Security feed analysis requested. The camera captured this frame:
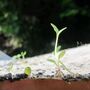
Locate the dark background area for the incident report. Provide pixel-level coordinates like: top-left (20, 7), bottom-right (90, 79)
top-left (0, 0), bottom-right (90, 57)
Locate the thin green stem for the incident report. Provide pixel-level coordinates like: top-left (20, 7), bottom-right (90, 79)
top-left (55, 34), bottom-right (59, 56)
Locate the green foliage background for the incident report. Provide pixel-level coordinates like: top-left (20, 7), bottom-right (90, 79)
top-left (0, 0), bottom-right (90, 56)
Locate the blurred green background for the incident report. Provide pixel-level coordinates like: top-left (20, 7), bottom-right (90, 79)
top-left (0, 0), bottom-right (90, 57)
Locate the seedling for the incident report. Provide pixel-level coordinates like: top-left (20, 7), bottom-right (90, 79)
top-left (48, 23), bottom-right (73, 78)
top-left (7, 51), bottom-right (31, 76)
top-left (24, 67), bottom-right (31, 76)
top-left (13, 51), bottom-right (27, 60)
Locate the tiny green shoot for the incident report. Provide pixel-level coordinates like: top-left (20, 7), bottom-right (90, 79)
top-left (7, 51), bottom-right (31, 76)
top-left (24, 67), bottom-right (31, 76)
top-left (13, 51), bottom-right (27, 60)
top-left (48, 23), bottom-right (73, 77)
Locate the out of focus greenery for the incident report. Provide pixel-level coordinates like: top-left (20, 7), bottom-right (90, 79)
top-left (0, 0), bottom-right (90, 56)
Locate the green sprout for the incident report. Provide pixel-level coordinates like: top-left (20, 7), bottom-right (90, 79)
top-left (24, 67), bottom-right (31, 76)
top-left (13, 51), bottom-right (27, 60)
top-left (48, 23), bottom-right (73, 78)
top-left (7, 51), bottom-right (31, 76)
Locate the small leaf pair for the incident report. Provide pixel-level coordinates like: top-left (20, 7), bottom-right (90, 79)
top-left (13, 51), bottom-right (27, 60)
top-left (51, 23), bottom-right (67, 36)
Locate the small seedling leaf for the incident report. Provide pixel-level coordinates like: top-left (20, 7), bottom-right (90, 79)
top-left (13, 54), bottom-right (22, 60)
top-left (56, 45), bottom-right (61, 52)
top-left (58, 50), bottom-right (65, 59)
top-left (21, 51), bottom-right (27, 59)
top-left (51, 23), bottom-right (59, 34)
top-left (21, 51), bottom-right (26, 56)
top-left (58, 27), bottom-right (67, 36)
top-left (24, 67), bottom-right (31, 76)
top-left (48, 58), bottom-right (57, 65)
